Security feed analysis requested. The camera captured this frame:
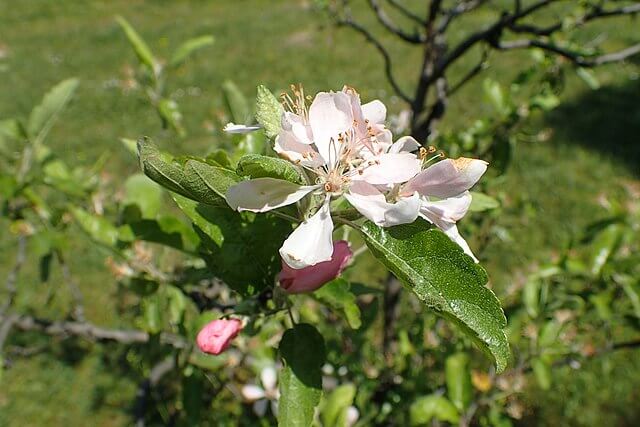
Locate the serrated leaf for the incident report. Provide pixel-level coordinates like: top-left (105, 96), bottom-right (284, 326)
top-left (28, 78), bottom-right (79, 144)
top-left (279, 324), bottom-right (325, 427)
top-left (170, 35), bottom-right (214, 68)
top-left (410, 395), bottom-right (460, 426)
top-left (116, 16), bottom-right (157, 74)
top-left (359, 220), bottom-right (509, 372)
top-left (172, 195), bottom-right (290, 296)
top-left (137, 138), bottom-right (239, 207)
top-left (236, 154), bottom-right (304, 184)
top-left (223, 80), bottom-right (251, 124)
top-left (469, 192), bottom-right (499, 212)
top-left (314, 279), bottom-right (361, 329)
top-left (256, 85), bottom-right (283, 138)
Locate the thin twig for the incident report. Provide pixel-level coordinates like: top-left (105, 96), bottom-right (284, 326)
top-left (1, 236), bottom-right (27, 316)
top-left (336, 16), bottom-right (412, 103)
top-left (386, 0), bottom-right (426, 25)
top-left (368, 0), bottom-right (425, 43)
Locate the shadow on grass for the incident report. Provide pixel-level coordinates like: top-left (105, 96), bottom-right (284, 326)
top-left (545, 78), bottom-right (640, 175)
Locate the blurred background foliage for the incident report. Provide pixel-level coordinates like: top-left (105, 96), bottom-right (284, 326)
top-left (0, 0), bottom-right (639, 426)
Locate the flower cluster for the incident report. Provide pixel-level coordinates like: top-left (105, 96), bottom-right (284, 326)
top-left (226, 85), bottom-right (487, 273)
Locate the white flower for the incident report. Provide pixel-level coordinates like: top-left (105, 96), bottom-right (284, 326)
top-left (399, 157), bottom-right (489, 261)
top-left (241, 366), bottom-right (279, 417)
top-left (226, 86), bottom-right (423, 269)
top-left (223, 122), bottom-right (261, 134)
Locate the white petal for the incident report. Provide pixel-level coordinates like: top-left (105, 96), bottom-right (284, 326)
top-left (357, 153), bottom-right (422, 185)
top-left (420, 191), bottom-right (472, 223)
top-left (260, 366), bottom-right (277, 392)
top-left (389, 136), bottom-right (420, 154)
top-left (403, 158), bottom-right (488, 199)
top-left (308, 92), bottom-right (353, 167)
top-left (253, 399), bottom-right (268, 417)
top-left (226, 178), bottom-right (319, 212)
top-left (279, 199), bottom-right (334, 269)
top-left (362, 100), bottom-right (387, 124)
top-left (281, 112), bottom-right (312, 145)
top-left (345, 181), bottom-right (420, 227)
top-left (223, 122), bottom-right (261, 134)
top-left (419, 211), bottom-right (478, 262)
top-left (346, 406), bottom-right (360, 427)
top-left (274, 131), bottom-right (325, 168)
top-left (241, 385), bottom-right (266, 401)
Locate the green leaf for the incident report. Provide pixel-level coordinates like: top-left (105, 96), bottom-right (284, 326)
top-left (256, 85), bottom-right (283, 138)
top-left (314, 279), bottom-right (362, 329)
top-left (116, 16), bottom-right (157, 74)
top-left (236, 154), bottom-right (304, 184)
top-left (469, 192), bottom-right (499, 212)
top-left (0, 118), bottom-right (27, 142)
top-left (28, 78), bottom-right (79, 144)
top-left (222, 80), bottom-right (251, 124)
top-left (125, 216), bottom-right (200, 253)
top-left (576, 67), bottom-right (600, 90)
top-left (359, 220), bottom-right (510, 372)
top-left (137, 138), bottom-right (239, 207)
top-left (158, 98), bottom-right (185, 137)
top-left (183, 159), bottom-right (240, 204)
top-left (70, 207), bottom-right (120, 247)
top-left (279, 324), bottom-right (325, 427)
top-left (532, 358), bottom-right (552, 390)
top-left (320, 384), bottom-right (356, 427)
top-left (590, 224), bottom-right (623, 276)
top-left (410, 395), bottom-right (460, 426)
top-left (123, 174), bottom-right (162, 219)
top-left (173, 195), bottom-right (290, 296)
top-left (445, 353), bottom-right (473, 411)
top-left (170, 35), bottom-right (214, 68)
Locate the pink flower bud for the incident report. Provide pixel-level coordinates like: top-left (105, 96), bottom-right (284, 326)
top-left (278, 240), bottom-right (353, 294)
top-left (196, 319), bottom-right (242, 355)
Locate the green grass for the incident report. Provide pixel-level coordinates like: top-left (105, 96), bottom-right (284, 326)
top-left (1, 0), bottom-right (639, 425)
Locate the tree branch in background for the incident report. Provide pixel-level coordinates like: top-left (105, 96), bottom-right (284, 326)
top-left (0, 313), bottom-right (189, 349)
top-left (335, 15), bottom-right (411, 102)
top-left (368, 0), bottom-right (425, 43)
top-left (57, 251), bottom-right (86, 322)
top-left (134, 356), bottom-right (176, 427)
top-left (386, 0), bottom-right (426, 25)
top-left (497, 40), bottom-right (640, 67)
top-left (1, 236), bottom-right (27, 316)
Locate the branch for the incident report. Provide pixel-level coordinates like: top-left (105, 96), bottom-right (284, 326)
top-left (134, 356), bottom-right (176, 427)
top-left (368, 0), bottom-right (426, 43)
top-left (437, 0), bottom-right (486, 34)
top-left (497, 39), bottom-right (640, 66)
top-left (1, 236), bottom-right (27, 316)
top-left (509, 3), bottom-right (640, 36)
top-left (1, 313), bottom-right (189, 349)
top-left (336, 16), bottom-right (412, 102)
top-left (386, 0), bottom-right (426, 25)
top-left (449, 48), bottom-right (489, 96)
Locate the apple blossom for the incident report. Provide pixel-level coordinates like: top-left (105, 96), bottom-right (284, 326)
top-left (278, 240), bottom-right (353, 293)
top-left (196, 318), bottom-right (242, 355)
top-left (226, 86), bottom-right (423, 269)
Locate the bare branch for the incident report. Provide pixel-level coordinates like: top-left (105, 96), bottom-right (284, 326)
top-left (336, 16), bottom-right (412, 102)
top-left (368, 0), bottom-right (426, 43)
top-left (497, 39), bottom-right (640, 66)
top-left (1, 236), bottom-right (27, 316)
top-left (449, 49), bottom-right (489, 96)
top-left (386, 0), bottom-right (426, 25)
top-left (437, 0), bottom-right (486, 33)
top-left (134, 356), bottom-right (176, 427)
top-left (509, 3), bottom-right (640, 36)
top-left (1, 313), bottom-right (189, 349)
top-left (57, 251), bottom-right (86, 322)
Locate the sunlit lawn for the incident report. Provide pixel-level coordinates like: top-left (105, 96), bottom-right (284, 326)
top-left (0, 0), bottom-right (638, 425)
